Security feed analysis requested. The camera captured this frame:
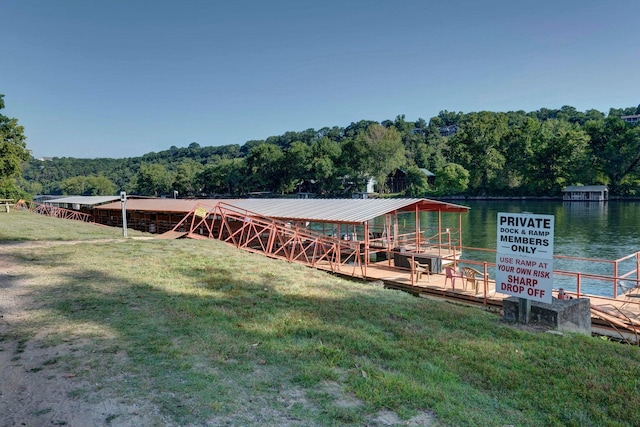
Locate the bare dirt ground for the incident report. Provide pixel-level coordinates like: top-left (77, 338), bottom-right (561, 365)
top-left (0, 241), bottom-right (173, 427)
top-left (0, 240), bottom-right (438, 427)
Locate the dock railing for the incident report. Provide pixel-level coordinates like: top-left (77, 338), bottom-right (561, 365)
top-left (445, 247), bottom-right (640, 307)
top-left (15, 199), bottom-right (93, 222)
top-left (384, 229), bottom-right (460, 256)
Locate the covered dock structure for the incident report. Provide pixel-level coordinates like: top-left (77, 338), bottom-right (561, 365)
top-left (562, 185), bottom-right (609, 201)
top-left (15, 195), bottom-right (124, 222)
top-left (15, 195), bottom-right (640, 342)
top-left (94, 197), bottom-right (470, 278)
top-left (94, 197), bottom-right (640, 342)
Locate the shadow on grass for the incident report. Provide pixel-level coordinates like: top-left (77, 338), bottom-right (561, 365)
top-left (9, 242), bottom-right (640, 427)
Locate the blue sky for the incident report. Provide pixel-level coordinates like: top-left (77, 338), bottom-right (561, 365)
top-left (2, 1), bottom-right (639, 159)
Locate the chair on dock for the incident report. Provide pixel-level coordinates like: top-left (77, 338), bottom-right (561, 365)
top-left (618, 280), bottom-right (640, 311)
top-left (412, 260), bottom-right (430, 282)
top-left (461, 267), bottom-right (483, 293)
top-left (444, 267), bottom-right (461, 290)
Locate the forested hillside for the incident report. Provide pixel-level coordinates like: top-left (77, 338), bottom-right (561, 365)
top-left (21, 105), bottom-right (640, 198)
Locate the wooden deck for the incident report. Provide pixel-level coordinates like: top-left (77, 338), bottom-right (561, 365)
top-left (153, 200), bottom-right (640, 343)
top-left (312, 259), bottom-right (640, 343)
top-left (318, 260), bottom-right (510, 308)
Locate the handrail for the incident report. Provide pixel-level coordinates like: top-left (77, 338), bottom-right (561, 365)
top-left (453, 245), bottom-right (640, 301)
top-left (615, 252), bottom-right (640, 263)
top-left (18, 200), bottom-right (93, 222)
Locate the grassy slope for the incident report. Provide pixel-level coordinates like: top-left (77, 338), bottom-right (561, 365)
top-left (1, 210), bottom-right (639, 426)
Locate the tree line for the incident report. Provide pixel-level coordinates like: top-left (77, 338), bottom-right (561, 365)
top-left (6, 98), bottom-right (640, 199)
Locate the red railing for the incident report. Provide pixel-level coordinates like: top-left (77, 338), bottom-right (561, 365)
top-left (15, 199), bottom-right (93, 222)
top-left (443, 246), bottom-right (640, 306)
top-left (170, 202), bottom-right (367, 277)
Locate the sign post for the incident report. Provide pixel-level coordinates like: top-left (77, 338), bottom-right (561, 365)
top-left (519, 298), bottom-right (531, 324)
top-left (495, 212), bottom-right (554, 323)
top-left (120, 191), bottom-right (128, 238)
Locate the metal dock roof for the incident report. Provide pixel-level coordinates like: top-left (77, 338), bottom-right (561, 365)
top-left (44, 196), bottom-right (122, 206)
top-left (95, 198), bottom-right (469, 224)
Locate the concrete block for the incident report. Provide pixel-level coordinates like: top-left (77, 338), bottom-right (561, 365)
top-left (502, 296), bottom-right (591, 335)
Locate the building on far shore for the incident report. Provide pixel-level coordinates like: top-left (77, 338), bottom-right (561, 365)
top-left (386, 168), bottom-right (435, 194)
top-left (621, 114), bottom-right (640, 125)
top-left (562, 185), bottom-right (608, 201)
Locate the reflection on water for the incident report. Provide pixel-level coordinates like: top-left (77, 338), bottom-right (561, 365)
top-left (422, 200), bottom-right (640, 297)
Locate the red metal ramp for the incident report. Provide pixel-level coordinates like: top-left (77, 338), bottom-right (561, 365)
top-left (169, 202), bottom-right (361, 276)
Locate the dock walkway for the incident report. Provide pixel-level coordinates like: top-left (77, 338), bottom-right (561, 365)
top-left (312, 259), bottom-right (640, 343)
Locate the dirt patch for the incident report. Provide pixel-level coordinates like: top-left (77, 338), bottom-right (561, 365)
top-left (0, 241), bottom-right (173, 427)
top-left (0, 240), bottom-right (438, 426)
top-left (0, 343), bottom-right (168, 426)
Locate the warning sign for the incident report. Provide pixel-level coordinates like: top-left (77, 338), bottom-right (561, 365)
top-left (194, 206), bottom-right (208, 218)
top-left (495, 213), bottom-right (554, 303)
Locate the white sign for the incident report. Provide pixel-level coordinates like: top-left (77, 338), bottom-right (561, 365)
top-left (495, 212), bottom-right (554, 303)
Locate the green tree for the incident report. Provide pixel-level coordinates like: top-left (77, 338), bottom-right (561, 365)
top-left (434, 163), bottom-right (469, 195)
top-left (172, 160), bottom-right (204, 197)
top-left (60, 175), bottom-right (116, 195)
top-left (87, 175), bottom-right (117, 195)
top-left (404, 165), bottom-right (430, 197)
top-left (526, 120), bottom-right (591, 195)
top-left (437, 110), bottom-right (463, 126)
top-left (585, 116), bottom-right (640, 194)
top-left (608, 107), bottom-right (638, 118)
top-left (60, 176), bottom-right (88, 195)
top-left (359, 124), bottom-right (405, 193)
top-left (343, 120), bottom-right (378, 138)
top-left (280, 142), bottom-right (311, 194)
top-left (244, 143), bottom-right (284, 192)
top-left (339, 135), bottom-right (371, 192)
top-left (309, 137), bottom-right (341, 194)
top-left (501, 114), bottom-right (540, 195)
top-left (0, 94), bottom-right (31, 199)
top-left (449, 112), bottom-right (508, 194)
top-left (197, 158), bottom-right (245, 196)
top-left (18, 176), bottom-right (42, 196)
top-left (421, 118), bottom-right (450, 172)
top-left (135, 163), bottom-right (175, 196)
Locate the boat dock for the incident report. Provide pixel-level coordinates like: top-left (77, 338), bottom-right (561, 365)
top-left (313, 258), bottom-right (640, 344)
top-left (18, 196), bottom-right (640, 343)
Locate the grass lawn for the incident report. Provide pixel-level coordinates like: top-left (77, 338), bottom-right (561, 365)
top-left (1, 210), bottom-right (639, 426)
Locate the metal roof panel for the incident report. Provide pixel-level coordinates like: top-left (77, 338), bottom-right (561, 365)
top-left (44, 196), bottom-right (122, 206)
top-left (562, 185), bottom-right (608, 192)
top-left (96, 198), bottom-right (468, 223)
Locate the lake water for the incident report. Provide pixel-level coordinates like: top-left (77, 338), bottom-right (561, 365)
top-left (423, 200), bottom-right (640, 297)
